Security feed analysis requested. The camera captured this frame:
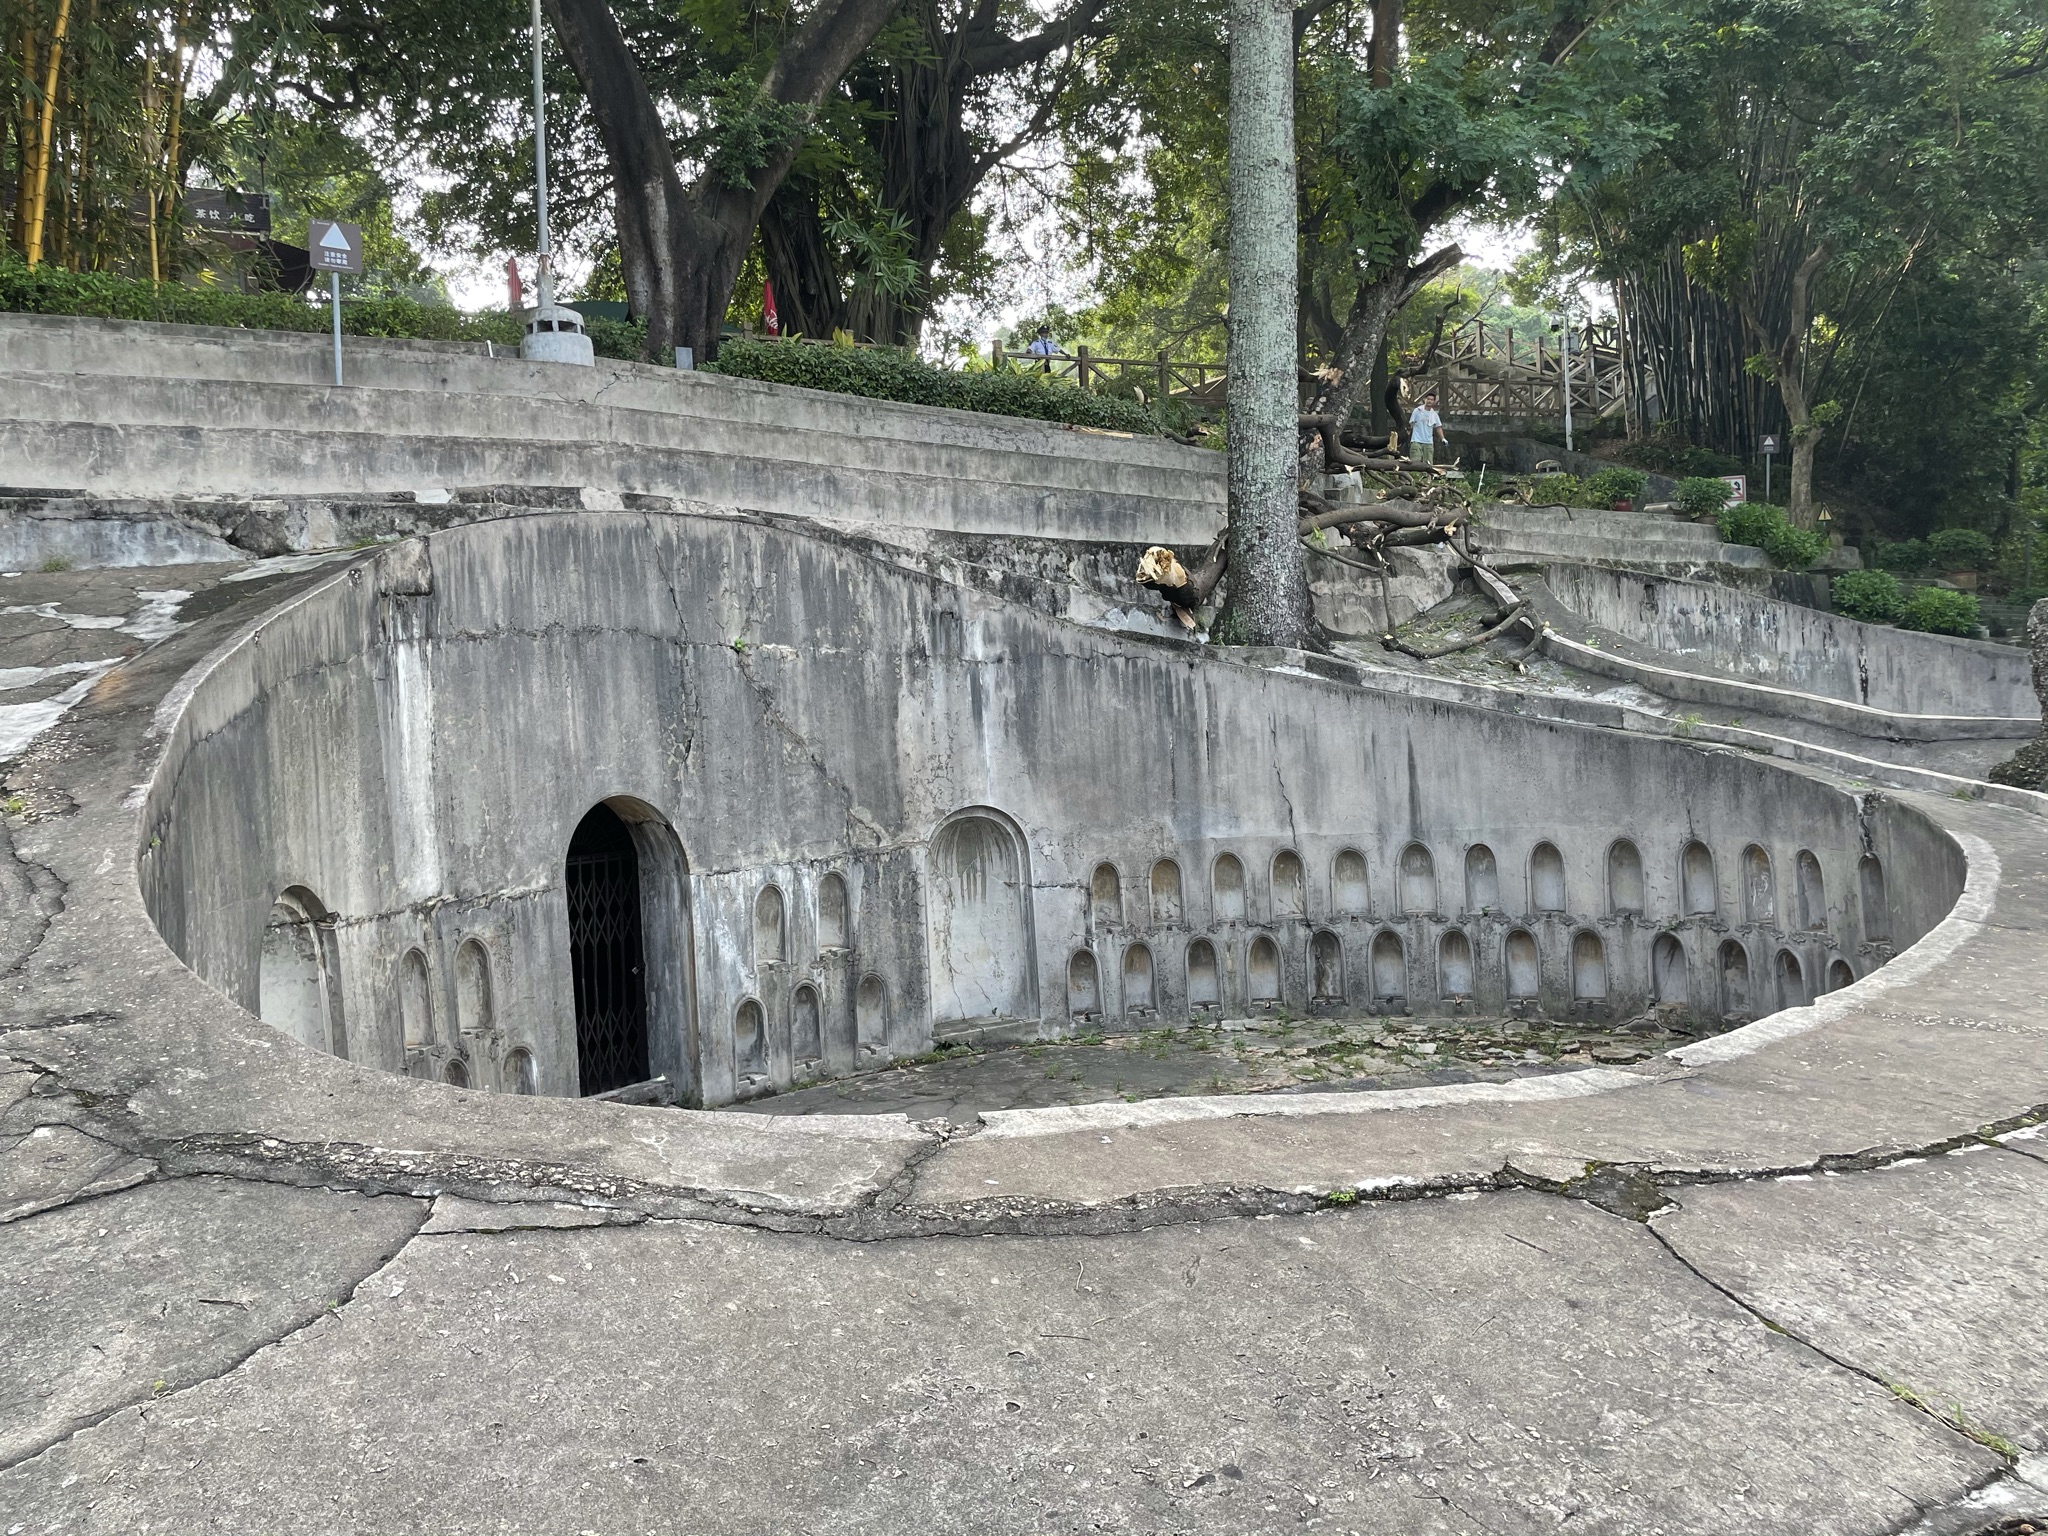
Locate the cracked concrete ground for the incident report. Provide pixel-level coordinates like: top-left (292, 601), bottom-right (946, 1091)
top-left (1, 536), bottom-right (2047, 1533)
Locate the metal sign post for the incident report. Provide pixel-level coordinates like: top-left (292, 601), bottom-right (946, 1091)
top-left (307, 219), bottom-right (364, 386)
top-left (1760, 433), bottom-right (1780, 503)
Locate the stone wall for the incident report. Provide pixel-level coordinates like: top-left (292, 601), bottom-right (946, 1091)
top-left (138, 512), bottom-right (1959, 1107)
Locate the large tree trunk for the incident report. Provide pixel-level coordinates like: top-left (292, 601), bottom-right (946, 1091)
top-left (759, 179), bottom-right (851, 339)
top-left (1215, 0), bottom-right (1313, 649)
top-left (1299, 243), bottom-right (1461, 467)
top-left (545, 0), bottom-right (902, 361)
top-left (1740, 241), bottom-right (1830, 529)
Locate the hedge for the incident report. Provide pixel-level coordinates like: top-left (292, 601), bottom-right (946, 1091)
top-left (0, 257), bottom-right (646, 359)
top-left (1897, 587), bottom-right (1981, 637)
top-left (707, 338), bottom-right (1167, 435)
top-left (1717, 501), bottom-right (1826, 569)
top-left (1830, 569), bottom-right (1907, 625)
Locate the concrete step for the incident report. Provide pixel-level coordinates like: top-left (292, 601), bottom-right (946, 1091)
top-left (1473, 503), bottom-right (1767, 569)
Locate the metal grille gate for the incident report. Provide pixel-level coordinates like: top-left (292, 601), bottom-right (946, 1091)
top-left (566, 808), bottom-right (650, 1095)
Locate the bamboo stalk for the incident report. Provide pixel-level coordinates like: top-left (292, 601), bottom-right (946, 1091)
top-left (23, 0), bottom-right (74, 266)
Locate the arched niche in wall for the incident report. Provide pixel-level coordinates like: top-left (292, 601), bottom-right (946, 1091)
top-left (1332, 850), bottom-right (1369, 916)
top-left (1271, 851), bottom-right (1306, 921)
top-left (1186, 939), bottom-right (1221, 1008)
top-left (1122, 944), bottom-right (1155, 1013)
top-left (1607, 840), bottom-right (1645, 916)
top-left (734, 999), bottom-right (767, 1081)
top-left (1464, 845), bottom-right (1500, 913)
top-left (1068, 951), bottom-right (1100, 1017)
top-left (1091, 863), bottom-right (1124, 927)
top-left (754, 885), bottom-right (786, 964)
top-left (1150, 860), bottom-right (1183, 925)
top-left (1652, 933), bottom-right (1689, 1006)
top-left (1247, 935), bottom-right (1282, 1004)
top-left (1795, 851), bottom-right (1827, 931)
top-left (1397, 843), bottom-right (1437, 916)
top-left (397, 948), bottom-right (434, 1054)
top-left (1741, 846), bottom-right (1775, 926)
top-left (1681, 842), bottom-right (1718, 917)
top-left (1718, 940), bottom-right (1751, 1018)
top-left (258, 886), bottom-right (346, 1059)
top-left (1212, 853), bottom-right (1247, 922)
top-left (793, 984), bottom-right (822, 1065)
top-left (1529, 842), bottom-right (1567, 914)
top-left (1825, 957), bottom-right (1855, 993)
top-left (444, 1057), bottom-right (469, 1088)
top-left (1571, 931), bottom-right (1608, 1000)
top-left (565, 799), bottom-right (696, 1100)
top-left (855, 974), bottom-right (888, 1052)
top-left (454, 938), bottom-right (493, 1040)
top-left (1775, 950), bottom-right (1806, 1011)
top-left (1504, 929), bottom-right (1540, 1001)
top-left (926, 809), bottom-right (1038, 1028)
top-left (1437, 929), bottom-right (1474, 998)
top-left (505, 1047), bottom-right (538, 1095)
top-left (1370, 931), bottom-right (1407, 1000)
top-left (1310, 930), bottom-right (1345, 1001)
top-left (1859, 856), bottom-right (1890, 943)
top-left (818, 872), bottom-right (850, 950)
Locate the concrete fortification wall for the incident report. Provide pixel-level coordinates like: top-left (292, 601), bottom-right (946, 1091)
top-left (139, 512), bottom-right (1957, 1108)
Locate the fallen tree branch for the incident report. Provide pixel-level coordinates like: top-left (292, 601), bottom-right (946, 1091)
top-left (1383, 601), bottom-right (1532, 660)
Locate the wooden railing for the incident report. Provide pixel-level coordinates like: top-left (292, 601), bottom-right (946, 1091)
top-left (989, 341), bottom-right (1226, 400)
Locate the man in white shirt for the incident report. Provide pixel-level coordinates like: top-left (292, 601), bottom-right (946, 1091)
top-left (1026, 324), bottom-right (1058, 372)
top-left (1409, 391), bottom-right (1446, 465)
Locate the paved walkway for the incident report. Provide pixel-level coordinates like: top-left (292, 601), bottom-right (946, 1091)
top-left (1, 556), bottom-right (2045, 1534)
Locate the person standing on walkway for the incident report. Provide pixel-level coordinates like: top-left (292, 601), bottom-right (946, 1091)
top-left (1409, 391), bottom-right (1446, 465)
top-left (1026, 323), bottom-right (1058, 373)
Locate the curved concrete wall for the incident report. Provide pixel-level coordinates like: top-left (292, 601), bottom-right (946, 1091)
top-left (0, 314), bottom-right (1223, 545)
top-left (1546, 563), bottom-right (2036, 721)
top-left (139, 512), bottom-right (1960, 1108)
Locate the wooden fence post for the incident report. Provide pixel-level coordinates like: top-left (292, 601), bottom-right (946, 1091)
top-left (1158, 350), bottom-right (1171, 399)
top-left (1076, 345), bottom-right (1091, 388)
top-left (992, 340), bottom-right (1005, 371)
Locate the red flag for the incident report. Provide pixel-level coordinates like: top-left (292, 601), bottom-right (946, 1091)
top-left (506, 257), bottom-right (524, 309)
top-left (762, 278), bottom-right (780, 337)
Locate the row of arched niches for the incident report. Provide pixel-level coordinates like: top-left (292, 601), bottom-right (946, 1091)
top-left (255, 805), bottom-right (1898, 1106)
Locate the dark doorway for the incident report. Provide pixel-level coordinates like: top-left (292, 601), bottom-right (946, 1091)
top-left (567, 804), bottom-right (651, 1095)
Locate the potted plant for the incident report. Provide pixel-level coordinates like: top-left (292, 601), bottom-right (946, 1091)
top-left (1925, 528), bottom-right (1994, 592)
top-left (1585, 466), bottom-right (1649, 511)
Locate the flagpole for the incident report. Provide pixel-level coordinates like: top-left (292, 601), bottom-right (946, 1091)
top-left (531, 0), bottom-right (552, 311)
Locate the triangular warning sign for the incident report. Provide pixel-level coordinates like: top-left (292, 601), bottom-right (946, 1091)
top-left (318, 223), bottom-right (353, 251)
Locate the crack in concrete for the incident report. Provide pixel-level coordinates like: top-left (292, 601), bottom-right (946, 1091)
top-left (1643, 1158), bottom-right (2035, 1488)
top-left (0, 1179), bottom-right (431, 1475)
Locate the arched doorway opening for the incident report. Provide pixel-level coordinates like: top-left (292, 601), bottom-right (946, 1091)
top-left (258, 886), bottom-right (347, 1058)
top-left (567, 803), bottom-right (651, 1095)
top-left (927, 809), bottom-right (1037, 1030)
top-left (563, 798), bottom-right (697, 1101)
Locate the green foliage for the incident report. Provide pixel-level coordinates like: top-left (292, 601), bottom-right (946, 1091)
top-left (1830, 569), bottom-right (1908, 625)
top-left (1527, 474), bottom-right (1588, 507)
top-left (1616, 429), bottom-right (1742, 481)
top-left (1584, 467), bottom-right (1649, 506)
top-left (1897, 587), bottom-right (1983, 636)
top-left (0, 257), bottom-right (646, 360)
top-left (1874, 538), bottom-right (1930, 573)
top-left (1925, 528), bottom-right (1996, 571)
top-left (708, 341), bottom-right (1169, 435)
top-left (1718, 502), bottom-right (1826, 569)
top-left (1677, 476), bottom-right (1733, 520)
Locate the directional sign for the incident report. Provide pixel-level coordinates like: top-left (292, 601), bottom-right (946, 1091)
top-left (308, 219), bottom-right (364, 275)
top-left (1760, 433), bottom-right (1781, 455)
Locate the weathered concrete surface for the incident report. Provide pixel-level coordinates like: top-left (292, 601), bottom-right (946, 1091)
top-left (0, 1123), bottom-right (152, 1222)
top-left (1655, 1144), bottom-right (2048, 1454)
top-left (1543, 563), bottom-right (2037, 723)
top-left (0, 1193), bottom-right (2003, 1534)
top-left (0, 1175), bottom-right (424, 1468)
top-left (0, 314), bottom-right (1225, 545)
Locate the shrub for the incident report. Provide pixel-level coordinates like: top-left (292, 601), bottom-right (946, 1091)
top-left (1717, 501), bottom-right (1825, 569)
top-left (1617, 426), bottom-right (1741, 479)
top-left (1873, 538), bottom-right (1929, 573)
top-left (1898, 587), bottom-right (1982, 637)
top-left (708, 338), bottom-right (1166, 434)
top-left (1830, 569), bottom-right (1907, 625)
top-left (0, 254), bottom-right (648, 359)
top-left (1525, 473), bottom-right (1587, 506)
top-left (1584, 465), bottom-right (1649, 506)
top-left (1676, 476), bottom-right (1732, 520)
top-left (1925, 527), bottom-right (1995, 572)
